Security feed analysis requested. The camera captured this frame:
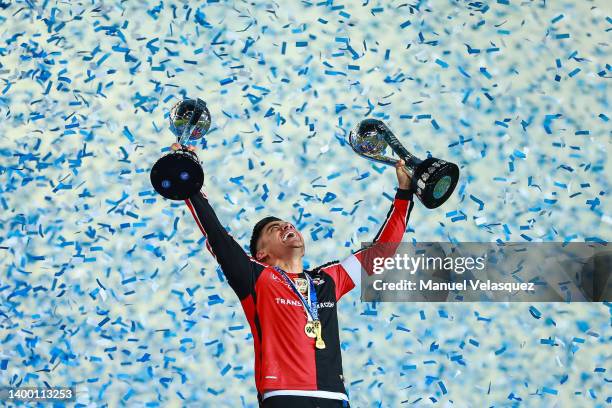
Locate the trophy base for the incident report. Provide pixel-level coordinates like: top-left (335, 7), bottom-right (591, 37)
top-left (150, 149), bottom-right (204, 200)
top-left (413, 157), bottom-right (459, 209)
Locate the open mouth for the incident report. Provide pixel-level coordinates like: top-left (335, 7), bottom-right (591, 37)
top-left (281, 230), bottom-right (297, 242)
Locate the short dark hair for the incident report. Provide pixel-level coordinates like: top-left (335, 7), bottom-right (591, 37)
top-left (249, 216), bottom-right (281, 258)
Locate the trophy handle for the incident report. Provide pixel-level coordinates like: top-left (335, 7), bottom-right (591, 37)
top-left (377, 123), bottom-right (422, 174)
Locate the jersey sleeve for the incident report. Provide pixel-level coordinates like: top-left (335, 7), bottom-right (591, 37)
top-left (185, 190), bottom-right (264, 300)
top-left (338, 188), bottom-right (415, 290)
top-left (315, 262), bottom-right (356, 301)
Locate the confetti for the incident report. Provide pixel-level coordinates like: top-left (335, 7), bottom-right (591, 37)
top-left (0, 1), bottom-right (608, 407)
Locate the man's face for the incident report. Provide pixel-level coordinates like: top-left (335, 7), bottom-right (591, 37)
top-left (256, 220), bottom-right (305, 261)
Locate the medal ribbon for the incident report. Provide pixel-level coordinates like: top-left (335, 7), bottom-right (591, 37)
top-left (274, 267), bottom-right (318, 322)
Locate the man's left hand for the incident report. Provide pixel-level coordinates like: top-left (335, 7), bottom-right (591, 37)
top-left (395, 159), bottom-right (412, 190)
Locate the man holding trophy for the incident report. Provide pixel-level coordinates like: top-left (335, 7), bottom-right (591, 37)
top-left (151, 99), bottom-right (458, 407)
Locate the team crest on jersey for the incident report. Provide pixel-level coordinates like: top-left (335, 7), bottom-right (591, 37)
top-left (312, 277), bottom-right (325, 286)
top-left (293, 278), bottom-right (308, 295)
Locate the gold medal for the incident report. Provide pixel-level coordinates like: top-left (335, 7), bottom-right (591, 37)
top-left (304, 321), bottom-right (317, 338)
top-left (313, 320), bottom-right (326, 349)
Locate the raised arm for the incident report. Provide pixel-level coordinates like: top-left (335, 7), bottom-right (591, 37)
top-left (185, 190), bottom-right (264, 299)
top-left (331, 189), bottom-right (414, 296)
top-left (318, 160), bottom-right (415, 300)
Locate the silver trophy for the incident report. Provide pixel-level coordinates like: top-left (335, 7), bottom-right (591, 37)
top-left (349, 119), bottom-right (459, 209)
top-left (150, 98), bottom-right (211, 200)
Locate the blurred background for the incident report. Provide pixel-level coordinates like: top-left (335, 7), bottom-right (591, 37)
top-left (0, 0), bottom-right (610, 406)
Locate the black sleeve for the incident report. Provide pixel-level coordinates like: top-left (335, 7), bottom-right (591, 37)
top-left (185, 190), bottom-right (263, 299)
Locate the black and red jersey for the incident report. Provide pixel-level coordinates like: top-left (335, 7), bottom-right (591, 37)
top-left (185, 189), bottom-right (413, 402)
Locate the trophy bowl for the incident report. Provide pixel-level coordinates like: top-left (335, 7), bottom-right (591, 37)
top-left (169, 99), bottom-right (211, 140)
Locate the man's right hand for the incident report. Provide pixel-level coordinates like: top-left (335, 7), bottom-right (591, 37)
top-left (395, 159), bottom-right (412, 190)
top-left (171, 143), bottom-right (196, 152)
